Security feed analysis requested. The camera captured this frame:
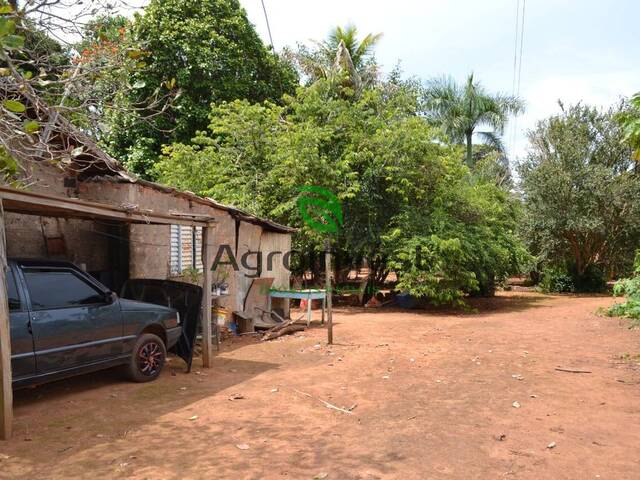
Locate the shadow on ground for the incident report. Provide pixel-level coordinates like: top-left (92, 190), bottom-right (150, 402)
top-left (331, 292), bottom-right (551, 318)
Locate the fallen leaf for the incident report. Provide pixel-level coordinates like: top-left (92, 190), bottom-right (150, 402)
top-left (228, 393), bottom-right (245, 401)
top-left (512, 401), bottom-right (521, 408)
top-left (189, 415), bottom-right (198, 421)
top-left (313, 473), bottom-right (329, 479)
top-left (270, 388), bottom-right (279, 393)
top-left (547, 442), bottom-right (556, 449)
top-left (236, 443), bottom-right (250, 450)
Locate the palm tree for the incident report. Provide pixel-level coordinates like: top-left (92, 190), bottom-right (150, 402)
top-left (423, 74), bottom-right (524, 167)
top-left (320, 25), bottom-right (382, 72)
top-left (296, 24), bottom-right (382, 91)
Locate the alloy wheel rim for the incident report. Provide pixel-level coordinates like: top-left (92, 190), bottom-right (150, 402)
top-left (138, 341), bottom-right (163, 376)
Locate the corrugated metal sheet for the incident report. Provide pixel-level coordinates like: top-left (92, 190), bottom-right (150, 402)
top-left (260, 231), bottom-right (291, 290)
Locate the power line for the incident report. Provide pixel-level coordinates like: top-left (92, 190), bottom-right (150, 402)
top-left (260, 0), bottom-right (275, 51)
top-left (516, 0), bottom-right (527, 96)
top-left (510, 0), bottom-right (527, 157)
top-left (511, 0), bottom-right (520, 95)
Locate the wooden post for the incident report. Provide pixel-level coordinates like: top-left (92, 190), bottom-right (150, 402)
top-left (324, 239), bottom-right (333, 345)
top-left (201, 224), bottom-right (213, 368)
top-left (0, 200), bottom-right (12, 439)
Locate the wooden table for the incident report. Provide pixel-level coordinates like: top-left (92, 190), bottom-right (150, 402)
top-left (268, 289), bottom-right (327, 326)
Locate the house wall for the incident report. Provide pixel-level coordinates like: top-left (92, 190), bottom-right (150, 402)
top-left (78, 179), bottom-right (291, 318)
top-left (2, 212), bottom-right (127, 289)
top-left (8, 163), bottom-right (291, 320)
top-left (260, 231), bottom-right (292, 290)
top-left (4, 213), bottom-right (110, 270)
top-left (260, 231), bottom-right (292, 318)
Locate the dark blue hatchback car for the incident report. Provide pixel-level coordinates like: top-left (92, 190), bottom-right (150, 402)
top-left (7, 258), bottom-right (181, 387)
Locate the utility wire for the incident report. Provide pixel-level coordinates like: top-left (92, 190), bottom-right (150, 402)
top-left (260, 0), bottom-right (275, 51)
top-left (516, 0), bottom-right (527, 97)
top-left (510, 0), bottom-right (526, 157)
top-left (511, 0), bottom-right (520, 95)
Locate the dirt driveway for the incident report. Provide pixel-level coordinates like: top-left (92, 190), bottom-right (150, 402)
top-left (1, 291), bottom-right (639, 479)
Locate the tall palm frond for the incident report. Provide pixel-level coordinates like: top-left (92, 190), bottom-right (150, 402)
top-left (424, 73), bottom-right (524, 166)
top-left (298, 24), bottom-right (382, 91)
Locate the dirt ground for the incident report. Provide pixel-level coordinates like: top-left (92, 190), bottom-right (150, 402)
top-left (1, 291), bottom-right (640, 479)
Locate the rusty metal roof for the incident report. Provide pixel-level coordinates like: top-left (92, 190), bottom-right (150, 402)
top-left (84, 175), bottom-right (296, 234)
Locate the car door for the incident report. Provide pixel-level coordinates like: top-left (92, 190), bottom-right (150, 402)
top-left (8, 264), bottom-right (35, 380)
top-left (22, 266), bottom-right (124, 373)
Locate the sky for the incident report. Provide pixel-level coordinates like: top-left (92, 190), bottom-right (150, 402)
top-left (240, 0), bottom-right (639, 161)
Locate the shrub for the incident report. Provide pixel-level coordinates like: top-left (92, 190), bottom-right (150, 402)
top-left (539, 267), bottom-right (574, 293)
top-left (571, 264), bottom-right (607, 293)
top-left (607, 252), bottom-right (640, 322)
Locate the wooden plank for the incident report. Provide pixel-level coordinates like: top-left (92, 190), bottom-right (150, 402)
top-left (201, 225), bottom-right (213, 368)
top-left (260, 231), bottom-right (291, 318)
top-left (241, 277), bottom-right (274, 328)
top-left (0, 200), bottom-right (12, 439)
top-left (325, 240), bottom-right (333, 345)
top-left (0, 186), bottom-right (213, 226)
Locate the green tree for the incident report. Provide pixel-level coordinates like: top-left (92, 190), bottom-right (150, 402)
top-left (105, 0), bottom-right (298, 177)
top-left (0, 2), bottom-right (168, 175)
top-left (156, 78), bottom-right (525, 303)
top-left (423, 73), bottom-right (524, 167)
top-left (617, 92), bottom-right (640, 163)
top-left (292, 24), bottom-right (382, 92)
top-left (519, 102), bottom-right (640, 289)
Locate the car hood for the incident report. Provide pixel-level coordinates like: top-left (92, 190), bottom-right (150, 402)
top-left (118, 298), bottom-right (176, 314)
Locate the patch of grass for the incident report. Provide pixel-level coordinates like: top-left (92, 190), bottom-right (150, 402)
top-left (617, 353), bottom-right (640, 363)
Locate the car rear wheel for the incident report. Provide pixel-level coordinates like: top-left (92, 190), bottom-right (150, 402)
top-left (128, 333), bottom-right (166, 382)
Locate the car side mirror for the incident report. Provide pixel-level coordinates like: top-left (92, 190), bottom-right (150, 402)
top-left (105, 291), bottom-right (118, 304)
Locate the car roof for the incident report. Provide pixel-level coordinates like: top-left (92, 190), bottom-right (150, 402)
top-left (9, 258), bottom-right (82, 270)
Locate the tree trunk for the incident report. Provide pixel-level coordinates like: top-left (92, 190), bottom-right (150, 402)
top-left (465, 130), bottom-right (473, 167)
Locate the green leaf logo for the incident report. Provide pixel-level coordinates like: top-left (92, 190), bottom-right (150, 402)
top-left (297, 186), bottom-right (343, 234)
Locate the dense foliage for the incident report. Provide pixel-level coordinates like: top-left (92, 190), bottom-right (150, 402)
top-left (8, 2), bottom-right (640, 309)
top-left (607, 252), bottom-right (640, 322)
top-left (290, 24), bottom-right (382, 90)
top-left (155, 78), bottom-right (525, 304)
top-left (100, 0), bottom-right (298, 176)
top-left (617, 92), bottom-right (640, 161)
top-left (519, 103), bottom-right (640, 291)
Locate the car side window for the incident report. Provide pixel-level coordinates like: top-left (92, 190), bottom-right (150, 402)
top-left (23, 269), bottom-right (105, 310)
top-left (6, 269), bottom-right (21, 311)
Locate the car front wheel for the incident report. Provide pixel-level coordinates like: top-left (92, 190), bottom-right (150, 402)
top-left (128, 333), bottom-right (167, 382)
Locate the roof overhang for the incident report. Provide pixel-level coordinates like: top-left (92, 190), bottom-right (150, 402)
top-left (0, 186), bottom-right (215, 227)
